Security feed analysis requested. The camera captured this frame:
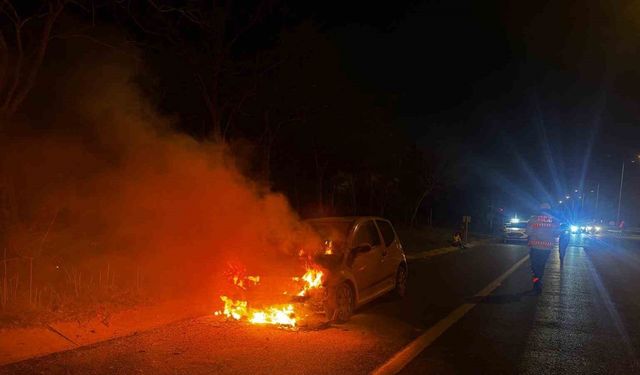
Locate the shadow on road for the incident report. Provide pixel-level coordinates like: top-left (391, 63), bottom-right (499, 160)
top-left (467, 290), bottom-right (534, 304)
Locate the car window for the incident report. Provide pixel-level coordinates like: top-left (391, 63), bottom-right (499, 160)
top-left (353, 220), bottom-right (381, 247)
top-left (376, 220), bottom-right (395, 246)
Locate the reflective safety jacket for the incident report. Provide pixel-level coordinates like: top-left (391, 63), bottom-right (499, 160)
top-left (527, 213), bottom-right (560, 250)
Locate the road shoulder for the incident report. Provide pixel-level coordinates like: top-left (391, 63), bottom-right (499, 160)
top-left (0, 299), bottom-right (207, 366)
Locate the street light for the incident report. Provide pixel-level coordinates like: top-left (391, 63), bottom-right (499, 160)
top-left (616, 155), bottom-right (638, 223)
top-left (617, 161), bottom-right (625, 223)
top-left (594, 183), bottom-right (600, 219)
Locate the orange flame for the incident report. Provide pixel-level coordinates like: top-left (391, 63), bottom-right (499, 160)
top-left (216, 296), bottom-right (296, 327)
top-left (296, 267), bottom-right (324, 297)
top-left (214, 263), bottom-right (325, 328)
top-left (323, 240), bottom-right (334, 255)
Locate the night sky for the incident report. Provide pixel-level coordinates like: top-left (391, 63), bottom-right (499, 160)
top-left (306, 0), bottom-right (640, 220)
top-left (5, 0), bottom-right (638, 224)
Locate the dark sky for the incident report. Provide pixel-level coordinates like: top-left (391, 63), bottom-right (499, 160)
top-left (306, 0), bottom-right (640, 219)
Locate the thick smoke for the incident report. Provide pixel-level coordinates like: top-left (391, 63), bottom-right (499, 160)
top-left (0, 43), bottom-right (319, 306)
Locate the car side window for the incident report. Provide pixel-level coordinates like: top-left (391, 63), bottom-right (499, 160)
top-left (353, 220), bottom-right (381, 247)
top-left (376, 220), bottom-right (395, 247)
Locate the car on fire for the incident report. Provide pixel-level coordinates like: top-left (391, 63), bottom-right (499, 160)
top-left (304, 216), bottom-right (407, 323)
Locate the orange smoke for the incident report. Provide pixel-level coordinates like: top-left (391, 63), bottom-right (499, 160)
top-left (0, 44), bottom-right (323, 304)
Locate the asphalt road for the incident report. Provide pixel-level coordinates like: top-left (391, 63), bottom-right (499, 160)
top-left (3, 235), bottom-right (640, 374)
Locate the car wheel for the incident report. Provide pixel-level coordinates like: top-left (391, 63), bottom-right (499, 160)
top-left (326, 283), bottom-right (354, 323)
top-left (394, 265), bottom-right (408, 298)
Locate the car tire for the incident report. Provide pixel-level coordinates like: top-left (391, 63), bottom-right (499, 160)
top-left (394, 265), bottom-right (408, 298)
top-left (326, 283), bottom-right (354, 323)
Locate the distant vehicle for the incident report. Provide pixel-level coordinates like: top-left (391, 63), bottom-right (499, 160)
top-left (568, 221), bottom-right (602, 235)
top-left (305, 216), bottom-right (407, 322)
top-left (503, 218), bottom-right (529, 243)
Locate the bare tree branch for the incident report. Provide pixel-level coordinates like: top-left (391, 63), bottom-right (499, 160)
top-left (0, 31), bottom-right (8, 95)
top-left (226, 0), bottom-right (271, 50)
top-left (1, 19), bottom-right (24, 112)
top-left (0, 0), bottom-right (19, 25)
top-left (7, 0), bottom-right (64, 114)
top-left (50, 33), bottom-right (142, 61)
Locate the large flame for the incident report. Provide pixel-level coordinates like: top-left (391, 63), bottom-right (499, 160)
top-left (296, 267), bottom-right (324, 297)
top-left (214, 263), bottom-right (325, 328)
top-left (216, 296), bottom-right (297, 327)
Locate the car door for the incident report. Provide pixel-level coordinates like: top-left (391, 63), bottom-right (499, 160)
top-left (375, 219), bottom-right (401, 279)
top-left (348, 220), bottom-right (384, 297)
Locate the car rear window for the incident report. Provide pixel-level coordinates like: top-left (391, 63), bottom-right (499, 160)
top-left (353, 220), bottom-right (381, 247)
top-left (376, 220), bottom-right (396, 246)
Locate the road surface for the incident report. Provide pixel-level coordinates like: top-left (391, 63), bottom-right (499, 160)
top-left (2, 234), bottom-right (640, 374)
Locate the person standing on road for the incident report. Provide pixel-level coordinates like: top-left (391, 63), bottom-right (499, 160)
top-left (559, 224), bottom-right (569, 266)
top-left (527, 202), bottom-right (561, 293)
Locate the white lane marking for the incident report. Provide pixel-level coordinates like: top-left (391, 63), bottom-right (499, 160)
top-left (371, 255), bottom-right (529, 375)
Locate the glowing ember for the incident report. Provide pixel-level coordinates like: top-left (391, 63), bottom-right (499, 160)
top-left (324, 240), bottom-right (334, 255)
top-left (225, 263), bottom-right (260, 290)
top-left (231, 275), bottom-right (260, 290)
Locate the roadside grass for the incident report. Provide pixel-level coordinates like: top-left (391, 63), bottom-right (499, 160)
top-left (0, 290), bottom-right (149, 329)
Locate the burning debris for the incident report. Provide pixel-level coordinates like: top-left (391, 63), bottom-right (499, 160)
top-left (224, 263), bottom-right (261, 290)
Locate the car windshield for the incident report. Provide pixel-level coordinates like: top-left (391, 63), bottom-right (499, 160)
top-left (306, 220), bottom-right (353, 256)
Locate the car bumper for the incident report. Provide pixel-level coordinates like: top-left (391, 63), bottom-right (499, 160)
top-left (503, 234), bottom-right (528, 241)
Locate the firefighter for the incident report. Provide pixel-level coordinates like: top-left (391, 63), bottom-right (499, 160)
top-left (526, 202), bottom-right (561, 294)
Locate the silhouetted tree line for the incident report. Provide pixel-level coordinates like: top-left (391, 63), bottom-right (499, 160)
top-left (0, 0), bottom-right (450, 225)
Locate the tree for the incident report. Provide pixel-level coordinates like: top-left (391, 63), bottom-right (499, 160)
top-left (0, 0), bottom-right (65, 119)
top-left (117, 0), bottom-right (280, 141)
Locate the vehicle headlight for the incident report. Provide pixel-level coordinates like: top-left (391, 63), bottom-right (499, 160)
top-left (595, 226), bottom-right (601, 232)
top-left (580, 226), bottom-right (586, 231)
top-left (586, 226), bottom-right (593, 231)
top-left (570, 225), bottom-right (579, 233)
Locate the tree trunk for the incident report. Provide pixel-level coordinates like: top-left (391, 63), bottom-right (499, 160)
top-left (1, 2), bottom-right (64, 117)
top-left (314, 150), bottom-right (326, 215)
top-left (7, 3), bottom-right (63, 115)
top-left (410, 187), bottom-right (432, 228)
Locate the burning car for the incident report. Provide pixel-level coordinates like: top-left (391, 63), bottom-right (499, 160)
top-left (305, 216), bottom-right (408, 322)
top-left (214, 216), bottom-right (407, 327)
